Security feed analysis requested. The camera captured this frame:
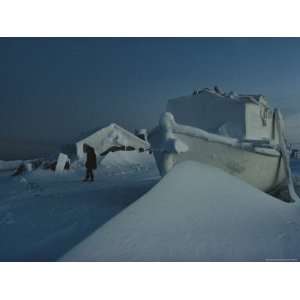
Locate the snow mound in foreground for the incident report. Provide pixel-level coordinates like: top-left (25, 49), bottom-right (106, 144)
top-left (61, 161), bottom-right (300, 261)
top-left (99, 151), bottom-right (157, 174)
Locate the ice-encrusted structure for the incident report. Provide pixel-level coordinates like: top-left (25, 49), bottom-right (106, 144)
top-left (166, 88), bottom-right (279, 143)
top-left (160, 112), bottom-right (239, 148)
top-left (76, 123), bottom-right (149, 160)
top-left (149, 87), bottom-right (299, 201)
top-left (274, 109), bottom-right (300, 202)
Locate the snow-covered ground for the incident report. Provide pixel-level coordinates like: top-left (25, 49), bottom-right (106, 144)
top-left (2, 151), bottom-right (300, 261)
top-left (0, 151), bottom-right (160, 261)
top-left (0, 160), bottom-right (24, 171)
top-left (62, 160), bottom-right (300, 262)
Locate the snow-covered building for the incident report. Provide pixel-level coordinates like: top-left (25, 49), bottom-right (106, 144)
top-left (76, 123), bottom-right (150, 161)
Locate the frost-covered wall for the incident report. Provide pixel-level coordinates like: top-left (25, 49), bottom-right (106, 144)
top-left (166, 91), bottom-right (246, 139)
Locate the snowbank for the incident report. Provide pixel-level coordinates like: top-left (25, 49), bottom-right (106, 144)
top-left (99, 151), bottom-right (158, 175)
top-left (61, 160), bottom-right (300, 261)
top-left (0, 158), bottom-right (159, 261)
top-left (0, 160), bottom-right (23, 171)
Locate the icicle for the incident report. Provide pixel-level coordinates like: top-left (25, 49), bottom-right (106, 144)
top-left (274, 108), bottom-right (300, 202)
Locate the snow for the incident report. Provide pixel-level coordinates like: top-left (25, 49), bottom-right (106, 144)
top-left (218, 121), bottom-right (243, 139)
top-left (55, 153), bottom-right (69, 173)
top-left (2, 144), bottom-right (300, 261)
top-left (227, 91), bottom-right (239, 99)
top-left (100, 151), bottom-right (157, 175)
top-left (76, 123), bottom-right (149, 160)
top-left (167, 89), bottom-right (278, 143)
top-left (253, 147), bottom-right (280, 156)
top-left (167, 92), bottom-right (246, 140)
top-left (61, 160), bottom-right (300, 262)
top-left (0, 160), bottom-right (23, 171)
top-left (161, 112), bottom-right (240, 147)
top-left (0, 151), bottom-right (160, 261)
top-left (274, 108), bottom-right (300, 202)
top-left (158, 113), bottom-right (284, 162)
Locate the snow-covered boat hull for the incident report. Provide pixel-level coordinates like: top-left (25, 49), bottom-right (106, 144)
top-left (149, 113), bottom-right (287, 193)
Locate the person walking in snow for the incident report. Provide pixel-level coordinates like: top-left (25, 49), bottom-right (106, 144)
top-left (83, 143), bottom-right (97, 182)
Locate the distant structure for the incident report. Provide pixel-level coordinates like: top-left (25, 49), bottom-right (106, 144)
top-left (76, 123), bottom-right (149, 161)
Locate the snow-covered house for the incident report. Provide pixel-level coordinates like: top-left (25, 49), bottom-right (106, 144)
top-left (76, 123), bottom-right (150, 161)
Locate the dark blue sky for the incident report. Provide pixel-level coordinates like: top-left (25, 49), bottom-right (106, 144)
top-left (1, 38), bottom-right (300, 150)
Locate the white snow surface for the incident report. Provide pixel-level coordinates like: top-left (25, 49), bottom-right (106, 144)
top-left (275, 109), bottom-right (300, 202)
top-left (62, 160), bottom-right (300, 262)
top-left (159, 112), bottom-right (281, 158)
top-left (0, 160), bottom-right (23, 171)
top-left (100, 151), bottom-right (157, 175)
top-left (76, 123), bottom-right (149, 160)
top-left (2, 148), bottom-right (300, 261)
top-left (166, 91), bottom-right (246, 139)
top-left (0, 151), bottom-right (160, 261)
top-left (161, 112), bottom-right (240, 147)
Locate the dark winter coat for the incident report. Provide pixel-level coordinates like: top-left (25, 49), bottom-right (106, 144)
top-left (85, 146), bottom-right (97, 170)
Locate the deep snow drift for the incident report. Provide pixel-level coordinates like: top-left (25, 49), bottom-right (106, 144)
top-left (62, 160), bottom-right (300, 261)
top-left (2, 149), bottom-right (300, 261)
